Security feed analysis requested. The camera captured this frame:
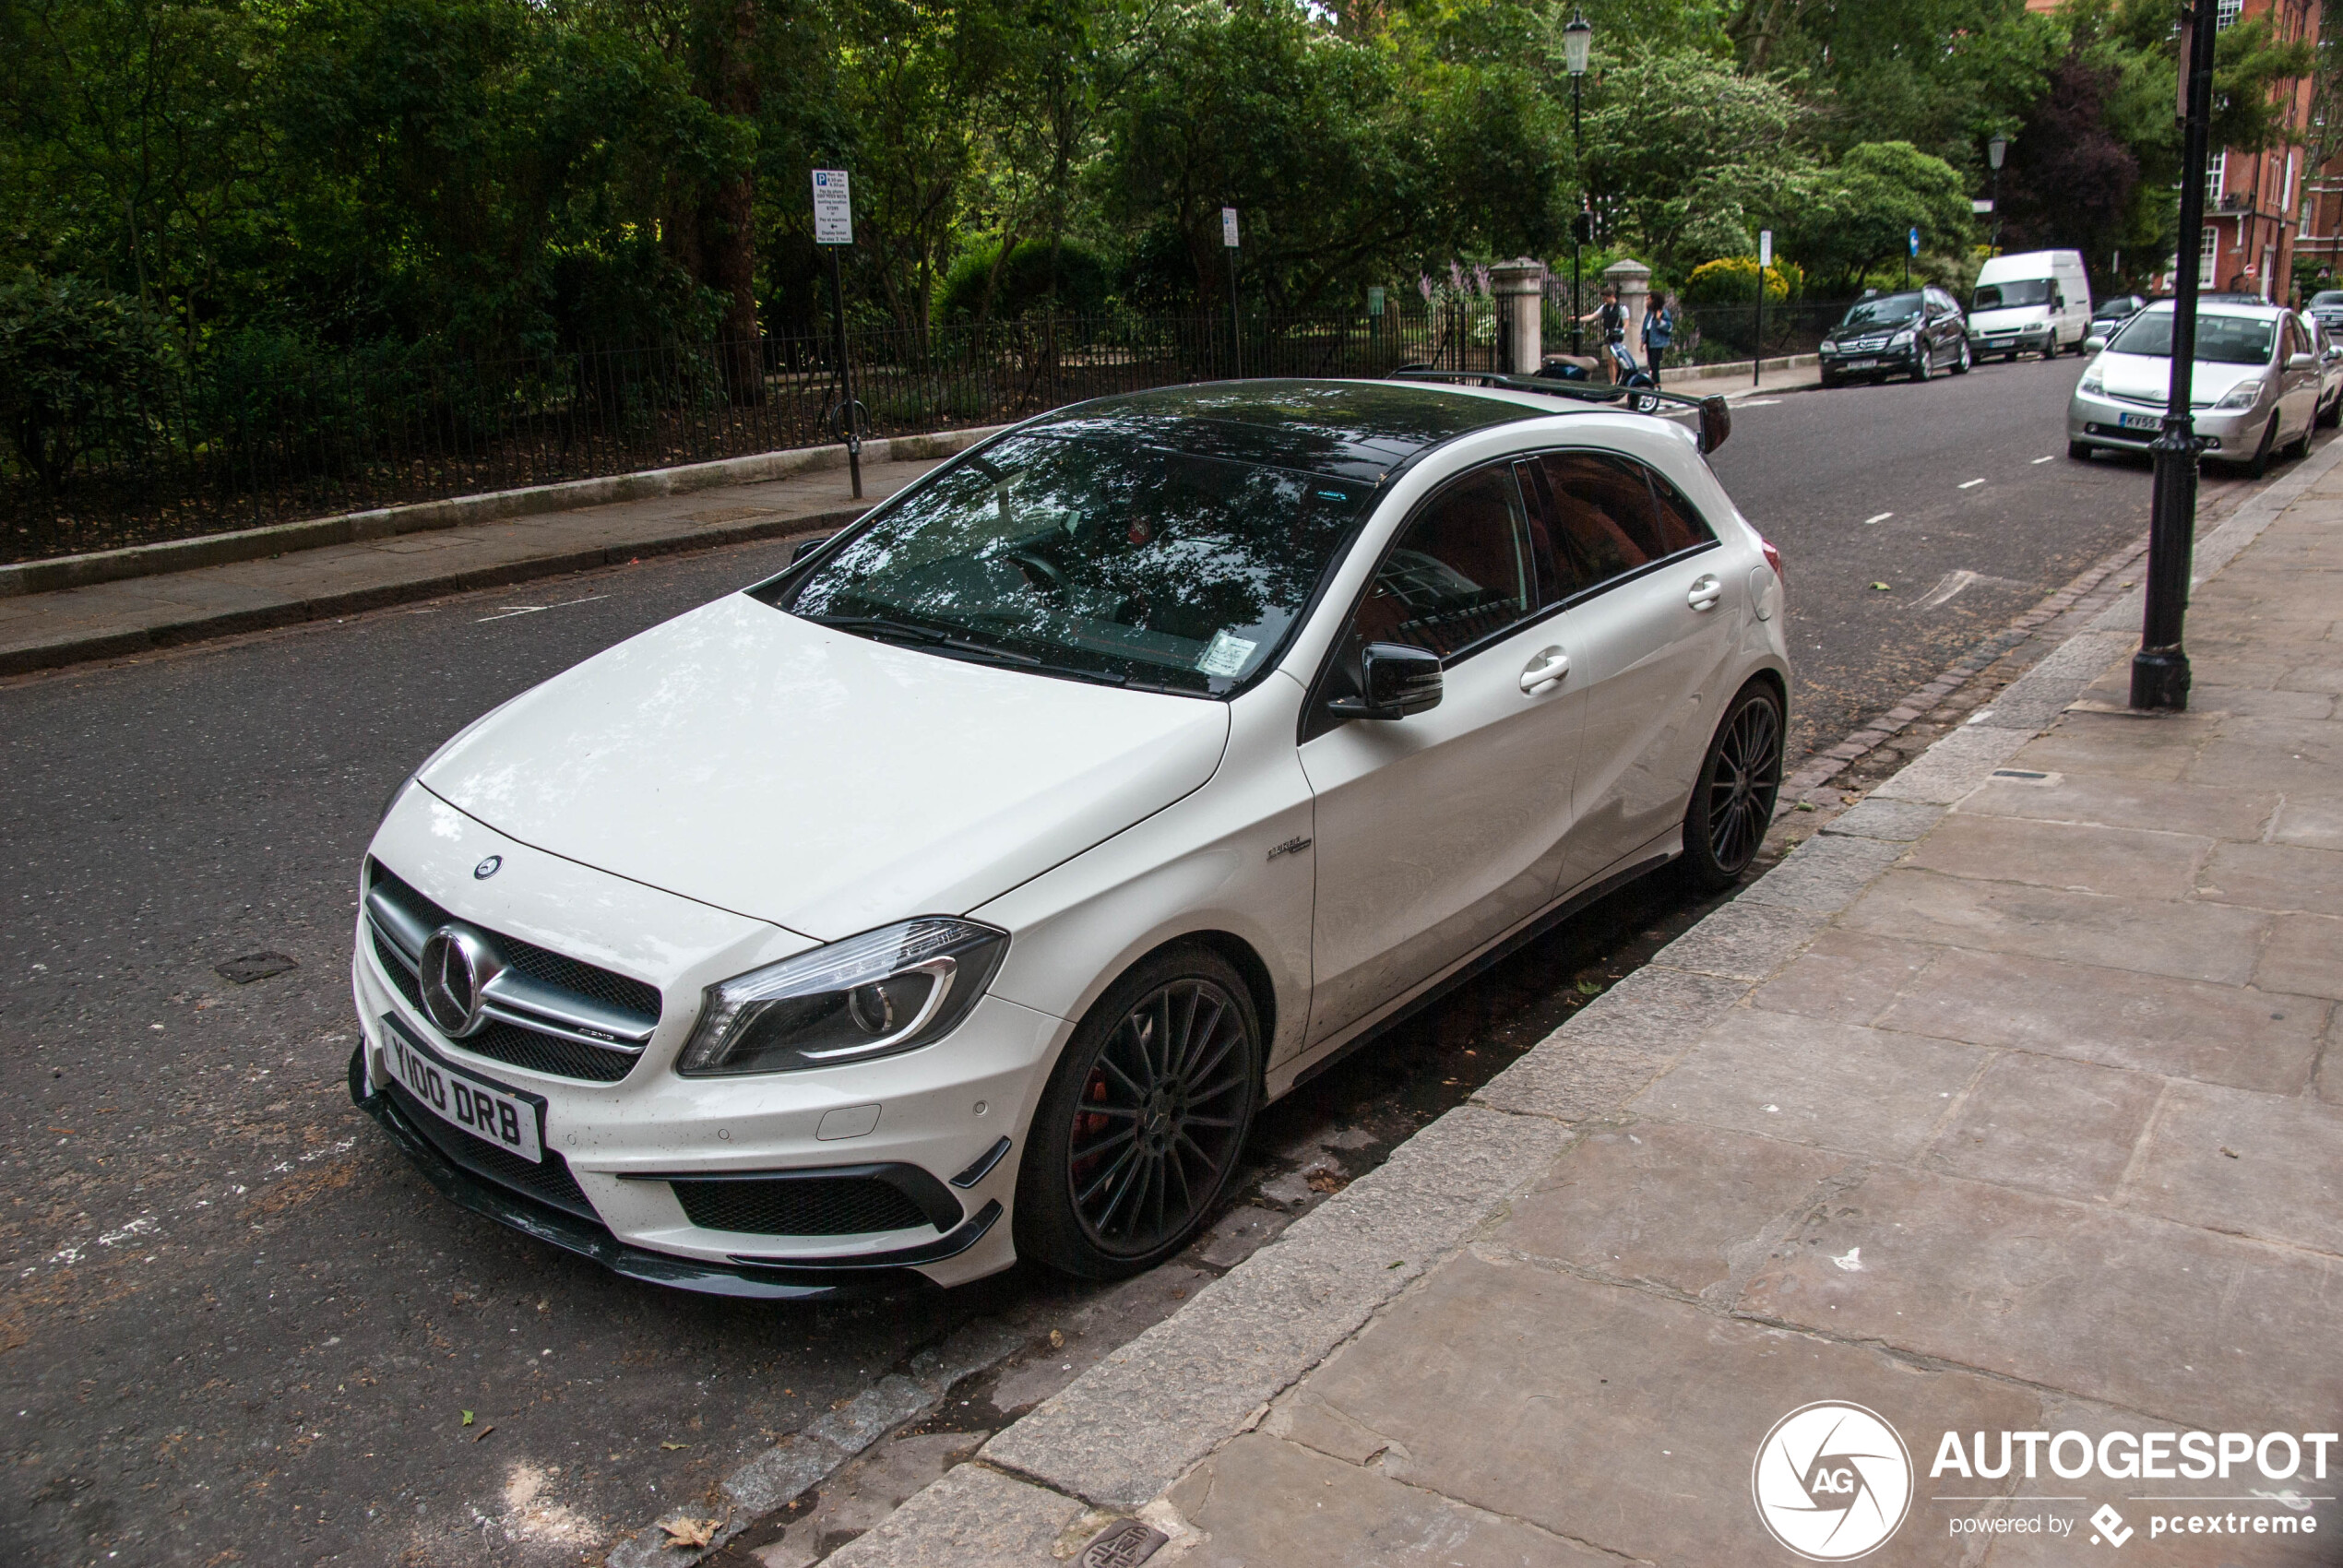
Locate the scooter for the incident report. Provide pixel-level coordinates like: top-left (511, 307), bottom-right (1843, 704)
top-left (1538, 347), bottom-right (1660, 412)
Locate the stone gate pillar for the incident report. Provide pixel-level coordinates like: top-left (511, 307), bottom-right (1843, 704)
top-left (1489, 257), bottom-right (1549, 374)
top-left (1603, 258), bottom-right (1653, 362)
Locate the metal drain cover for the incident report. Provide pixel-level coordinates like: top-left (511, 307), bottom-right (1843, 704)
top-left (1076, 1517), bottom-right (1167, 1568)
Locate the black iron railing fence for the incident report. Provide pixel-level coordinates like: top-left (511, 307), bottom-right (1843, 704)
top-left (4, 297), bottom-right (1853, 564)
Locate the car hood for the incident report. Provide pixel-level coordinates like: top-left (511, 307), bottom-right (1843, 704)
top-left (2096, 351), bottom-right (2263, 406)
top-left (419, 595), bottom-right (1232, 939)
top-left (1971, 305), bottom-right (2049, 330)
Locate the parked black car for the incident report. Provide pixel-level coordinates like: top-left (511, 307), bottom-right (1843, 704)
top-left (2309, 289), bottom-right (2343, 337)
top-left (1818, 288), bottom-right (1970, 386)
top-left (2091, 294), bottom-right (2149, 330)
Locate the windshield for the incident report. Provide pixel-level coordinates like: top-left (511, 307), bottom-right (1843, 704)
top-left (774, 434), bottom-right (1372, 695)
top-left (1973, 279), bottom-right (2053, 310)
top-left (1839, 292), bottom-right (1922, 329)
top-left (2315, 291), bottom-right (2343, 307)
top-left (2107, 312), bottom-right (2275, 366)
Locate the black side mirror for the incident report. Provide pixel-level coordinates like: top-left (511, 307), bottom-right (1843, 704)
top-left (1698, 396), bottom-right (1731, 454)
top-left (1330, 643), bottom-right (1443, 720)
top-left (791, 533), bottom-right (835, 564)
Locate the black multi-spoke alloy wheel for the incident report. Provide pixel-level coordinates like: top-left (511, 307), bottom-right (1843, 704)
top-left (1682, 682), bottom-right (1784, 891)
top-left (1016, 946), bottom-right (1261, 1279)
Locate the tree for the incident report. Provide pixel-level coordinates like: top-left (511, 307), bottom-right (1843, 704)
top-left (1997, 53), bottom-right (2139, 279)
top-left (1778, 141), bottom-right (1971, 292)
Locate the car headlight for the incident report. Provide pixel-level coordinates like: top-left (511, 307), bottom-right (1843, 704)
top-left (2079, 373), bottom-right (2104, 397)
top-left (1890, 329), bottom-right (1916, 348)
top-left (678, 918), bottom-right (1009, 1075)
top-left (1820, 339), bottom-right (1838, 352)
top-left (2214, 379), bottom-right (2266, 410)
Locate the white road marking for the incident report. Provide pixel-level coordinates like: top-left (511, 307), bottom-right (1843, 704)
top-left (1957, 478), bottom-right (1986, 489)
top-left (2032, 455), bottom-right (2056, 464)
top-left (1863, 511), bottom-right (1894, 526)
top-left (476, 594), bottom-right (610, 624)
top-left (1912, 569), bottom-right (1980, 609)
top-left (1736, 398), bottom-right (1781, 406)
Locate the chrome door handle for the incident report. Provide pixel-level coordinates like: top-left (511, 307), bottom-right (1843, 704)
top-left (1518, 647), bottom-right (1569, 694)
top-left (1687, 574), bottom-right (1723, 612)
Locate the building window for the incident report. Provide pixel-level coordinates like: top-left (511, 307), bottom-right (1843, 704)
top-left (2208, 152), bottom-right (2225, 205)
top-left (2217, 0), bottom-right (2243, 29)
top-left (2202, 222), bottom-right (2220, 280)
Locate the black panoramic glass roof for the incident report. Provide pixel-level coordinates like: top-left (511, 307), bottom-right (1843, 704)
top-left (1029, 380), bottom-right (1540, 484)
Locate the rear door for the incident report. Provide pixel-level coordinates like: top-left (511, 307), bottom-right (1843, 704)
top-left (1527, 451), bottom-right (1742, 894)
top-left (1298, 459), bottom-right (1586, 1048)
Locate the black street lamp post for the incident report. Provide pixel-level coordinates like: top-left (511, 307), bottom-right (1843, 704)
top-left (2134, 0), bottom-right (2219, 711)
top-left (1565, 10), bottom-right (1591, 357)
top-left (1987, 134), bottom-right (2007, 256)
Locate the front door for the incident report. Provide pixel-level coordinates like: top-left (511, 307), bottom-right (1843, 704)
top-left (1298, 460), bottom-right (1585, 1049)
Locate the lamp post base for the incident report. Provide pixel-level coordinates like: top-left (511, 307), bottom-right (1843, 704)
top-left (2129, 646), bottom-right (2192, 710)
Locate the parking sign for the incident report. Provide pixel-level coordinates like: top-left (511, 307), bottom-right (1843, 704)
top-left (813, 170), bottom-right (852, 245)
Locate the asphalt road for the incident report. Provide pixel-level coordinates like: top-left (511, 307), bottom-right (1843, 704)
top-left (0, 353), bottom-right (2282, 1566)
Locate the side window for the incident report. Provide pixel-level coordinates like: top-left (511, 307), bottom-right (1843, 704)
top-left (1534, 452), bottom-right (1718, 593)
top-left (1341, 464), bottom-right (1546, 663)
top-left (1646, 469), bottom-right (1720, 556)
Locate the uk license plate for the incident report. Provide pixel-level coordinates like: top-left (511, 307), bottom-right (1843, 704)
top-left (381, 1017), bottom-right (544, 1162)
top-left (1846, 358), bottom-right (1877, 371)
top-left (2118, 411), bottom-right (2161, 432)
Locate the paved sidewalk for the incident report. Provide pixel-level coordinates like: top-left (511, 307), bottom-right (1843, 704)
top-left (0, 451), bottom-right (953, 677)
top-left (818, 450), bottom-right (2343, 1564)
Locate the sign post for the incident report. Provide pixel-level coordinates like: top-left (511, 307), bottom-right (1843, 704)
top-left (1222, 208), bottom-right (1243, 379)
top-left (1906, 225), bottom-right (1919, 290)
top-left (1754, 230), bottom-right (1772, 389)
top-left (813, 169), bottom-right (862, 500)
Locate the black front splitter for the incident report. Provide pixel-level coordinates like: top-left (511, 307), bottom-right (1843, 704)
top-left (354, 1075), bottom-right (996, 1302)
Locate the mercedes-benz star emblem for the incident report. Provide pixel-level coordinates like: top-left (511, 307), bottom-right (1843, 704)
top-left (418, 924), bottom-right (503, 1038)
top-left (473, 855), bottom-right (502, 879)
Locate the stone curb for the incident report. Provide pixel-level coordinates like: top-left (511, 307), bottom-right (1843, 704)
top-left (815, 449), bottom-right (2324, 1567)
top-left (1659, 351), bottom-right (1820, 387)
top-left (0, 426), bottom-right (1004, 600)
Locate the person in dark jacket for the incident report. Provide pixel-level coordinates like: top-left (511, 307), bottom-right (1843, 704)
top-left (1642, 291), bottom-right (1676, 380)
top-left (1577, 286), bottom-right (1631, 383)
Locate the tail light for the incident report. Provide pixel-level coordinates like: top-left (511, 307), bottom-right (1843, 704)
top-left (1761, 538), bottom-right (1784, 582)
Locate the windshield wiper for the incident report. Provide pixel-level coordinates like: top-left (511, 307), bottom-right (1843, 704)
top-left (807, 613), bottom-right (1041, 663)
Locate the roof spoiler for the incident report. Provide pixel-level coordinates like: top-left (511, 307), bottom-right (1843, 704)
top-left (1386, 367), bottom-right (1731, 454)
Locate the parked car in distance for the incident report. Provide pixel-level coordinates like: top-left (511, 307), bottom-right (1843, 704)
top-left (2308, 289), bottom-right (2343, 337)
top-left (2299, 311), bottom-right (2343, 429)
top-left (1968, 250), bottom-right (2092, 360)
top-left (2070, 300), bottom-right (2321, 477)
top-left (1818, 287), bottom-right (1970, 386)
top-left (349, 378), bottom-right (1790, 1297)
top-left (2084, 295), bottom-right (2156, 354)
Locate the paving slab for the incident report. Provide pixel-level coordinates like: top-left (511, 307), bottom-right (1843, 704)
top-left (1289, 1253), bottom-right (2043, 1566)
top-left (1957, 766), bottom-right (2283, 841)
top-left (1746, 929), bottom-right (1940, 1027)
top-left (1876, 944), bottom-right (2327, 1095)
top-left (817, 1462), bottom-right (1087, 1568)
top-left (1920, 1051), bottom-right (2161, 1202)
top-left (1901, 813), bottom-right (2212, 901)
top-left (1738, 1166), bottom-right (2343, 1436)
top-left (2122, 1076), bottom-right (2343, 1254)
top-left (1843, 871), bottom-right (2270, 987)
top-left (1488, 1122), bottom-right (1849, 1298)
top-left (2196, 839), bottom-right (2343, 916)
top-left (2254, 913), bottom-right (2343, 1000)
top-left (1632, 1009), bottom-right (1987, 1159)
top-left (1167, 1430), bottom-right (1613, 1567)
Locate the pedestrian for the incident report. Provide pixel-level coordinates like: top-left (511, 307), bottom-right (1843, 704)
top-left (1577, 285), bottom-right (1631, 384)
top-left (1642, 291), bottom-right (1676, 381)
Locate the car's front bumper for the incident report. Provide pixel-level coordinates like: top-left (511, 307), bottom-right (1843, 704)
top-left (1970, 323), bottom-right (2056, 356)
top-left (2067, 387), bottom-right (2260, 454)
top-left (1818, 344), bottom-right (1922, 377)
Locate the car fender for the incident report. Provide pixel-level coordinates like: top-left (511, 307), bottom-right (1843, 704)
top-left (967, 670), bottom-right (1318, 1073)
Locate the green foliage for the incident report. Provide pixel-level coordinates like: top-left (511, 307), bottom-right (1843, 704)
top-left (0, 274), bottom-right (172, 494)
top-left (1682, 256), bottom-right (1804, 306)
top-left (936, 237), bottom-right (1111, 320)
top-left (1778, 142), bottom-right (1972, 295)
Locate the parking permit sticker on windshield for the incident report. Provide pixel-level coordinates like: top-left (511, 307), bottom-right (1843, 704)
top-left (1196, 631), bottom-right (1257, 677)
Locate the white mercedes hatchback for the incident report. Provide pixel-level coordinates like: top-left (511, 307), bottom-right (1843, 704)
top-left (351, 377), bottom-right (1790, 1297)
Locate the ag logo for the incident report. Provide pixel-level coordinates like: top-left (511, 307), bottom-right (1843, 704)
top-left (1752, 1401), bottom-right (1913, 1561)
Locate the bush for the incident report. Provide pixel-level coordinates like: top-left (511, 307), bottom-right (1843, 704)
top-left (1682, 256), bottom-right (1805, 307)
top-left (0, 276), bottom-right (174, 494)
top-left (937, 238), bottom-right (1112, 322)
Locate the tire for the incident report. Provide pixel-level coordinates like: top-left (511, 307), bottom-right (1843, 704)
top-left (2241, 412), bottom-right (2279, 479)
top-left (1819, 370), bottom-right (1841, 390)
top-left (2042, 339), bottom-right (2059, 362)
top-left (2285, 420), bottom-right (2313, 461)
top-left (1014, 944), bottom-right (1262, 1279)
top-left (2321, 394), bottom-right (2341, 431)
top-left (1680, 682), bottom-right (1784, 892)
top-left (1911, 345), bottom-right (1933, 383)
top-left (348, 1041), bottom-right (371, 1104)
top-left (2067, 439), bottom-right (2094, 461)
top-left (1951, 339), bottom-right (1971, 374)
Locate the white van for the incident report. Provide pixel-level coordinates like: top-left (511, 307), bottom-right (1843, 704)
top-left (1968, 251), bottom-right (2093, 360)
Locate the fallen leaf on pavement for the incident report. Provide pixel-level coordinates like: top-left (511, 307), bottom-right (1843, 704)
top-left (472, 1425), bottom-right (494, 1442)
top-left (661, 1516), bottom-right (721, 1549)
top-left (460, 1410), bottom-right (474, 1427)
top-left (660, 1441), bottom-right (689, 1450)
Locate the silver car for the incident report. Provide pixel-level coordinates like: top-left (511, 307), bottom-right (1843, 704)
top-left (2068, 301), bottom-right (2322, 477)
top-left (2297, 310), bottom-right (2343, 430)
